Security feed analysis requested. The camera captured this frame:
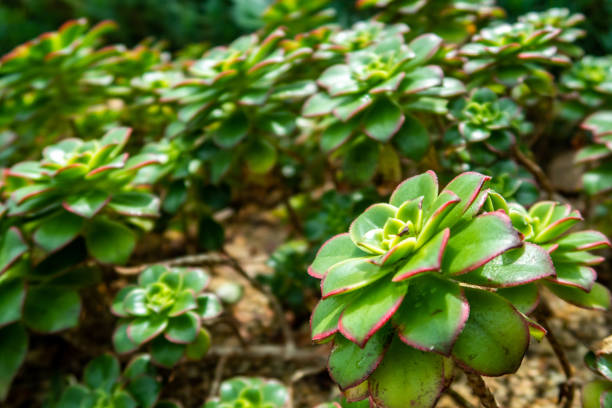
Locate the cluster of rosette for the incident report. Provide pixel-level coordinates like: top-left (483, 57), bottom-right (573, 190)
top-left (204, 377), bottom-right (289, 408)
top-left (577, 111), bottom-right (612, 197)
top-left (583, 336), bottom-right (612, 408)
top-left (1, 127), bottom-right (160, 264)
top-left (308, 170), bottom-right (610, 408)
top-left (49, 354), bottom-right (180, 408)
top-left (112, 265), bottom-right (223, 367)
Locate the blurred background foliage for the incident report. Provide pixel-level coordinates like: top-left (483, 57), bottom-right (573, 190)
top-left (1, 0), bottom-right (611, 55)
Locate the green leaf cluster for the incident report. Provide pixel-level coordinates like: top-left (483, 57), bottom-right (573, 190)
top-left (112, 265), bottom-right (222, 366)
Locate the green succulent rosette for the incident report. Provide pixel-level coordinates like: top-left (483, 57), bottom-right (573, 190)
top-left (577, 111), bottom-right (612, 197)
top-left (46, 354), bottom-right (180, 408)
top-left (518, 8), bottom-right (586, 58)
top-left (560, 57), bottom-right (612, 120)
top-left (304, 33), bottom-right (464, 182)
top-left (309, 171), bottom-right (556, 408)
top-left (262, 0), bottom-right (337, 37)
top-left (484, 195), bottom-right (612, 312)
top-left (0, 19), bottom-right (123, 153)
top-left (458, 11), bottom-right (580, 99)
top-left (1, 127), bottom-right (160, 264)
top-left (112, 265), bottom-right (222, 367)
top-left (163, 29), bottom-right (314, 181)
top-left (203, 377), bottom-right (289, 408)
top-left (583, 336), bottom-right (612, 408)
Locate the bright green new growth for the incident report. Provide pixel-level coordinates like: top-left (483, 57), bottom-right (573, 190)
top-left (583, 336), bottom-right (612, 408)
top-left (203, 377), bottom-right (289, 408)
top-left (1, 127), bottom-right (160, 264)
top-left (112, 265), bottom-right (222, 367)
top-left (46, 354), bottom-right (179, 408)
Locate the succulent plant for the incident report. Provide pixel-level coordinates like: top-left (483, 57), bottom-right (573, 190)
top-left (112, 265), bottom-right (222, 367)
top-left (164, 29), bottom-right (314, 182)
top-left (446, 87), bottom-right (532, 145)
top-left (261, 0), bottom-right (337, 37)
top-left (518, 8), bottom-right (586, 58)
top-left (484, 195), bottom-right (612, 312)
top-left (583, 335), bottom-right (612, 408)
top-left (309, 171), bottom-right (557, 407)
top-left (203, 377), bottom-right (289, 408)
top-left (458, 10), bottom-right (582, 99)
top-left (561, 57), bottom-right (612, 120)
top-left (356, 0), bottom-right (503, 43)
top-left (304, 32), bottom-right (463, 181)
top-left (577, 111), bottom-right (612, 196)
top-left (0, 19), bottom-right (123, 155)
top-left (46, 354), bottom-right (180, 408)
top-left (1, 127), bottom-right (160, 264)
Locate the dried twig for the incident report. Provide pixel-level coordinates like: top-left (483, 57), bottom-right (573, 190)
top-left (464, 370), bottom-right (499, 408)
top-left (206, 345), bottom-right (326, 363)
top-left (208, 355), bottom-right (229, 400)
top-left (446, 388), bottom-right (476, 408)
top-left (512, 145), bottom-right (555, 199)
top-left (533, 301), bottom-right (575, 408)
top-left (115, 252), bottom-right (229, 275)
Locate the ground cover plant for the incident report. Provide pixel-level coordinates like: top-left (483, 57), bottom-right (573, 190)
top-left (0, 1), bottom-right (611, 408)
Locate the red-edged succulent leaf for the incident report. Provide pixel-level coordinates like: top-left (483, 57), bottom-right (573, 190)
top-left (320, 121), bottom-right (355, 153)
top-left (434, 172), bottom-right (491, 230)
top-left (544, 282), bottom-right (611, 310)
top-left (328, 329), bottom-right (390, 390)
top-left (165, 311), bottom-right (201, 344)
top-left (0, 227), bottom-right (28, 274)
top-left (113, 323), bottom-right (139, 354)
top-left (393, 274), bottom-right (469, 355)
top-left (309, 233), bottom-right (369, 279)
top-left (349, 203), bottom-right (397, 253)
top-left (363, 98), bottom-right (405, 143)
top-left (368, 337), bottom-right (447, 408)
top-left (333, 93), bottom-right (374, 122)
top-left (111, 285), bottom-right (137, 317)
top-left (417, 192), bottom-right (461, 246)
top-left (63, 190), bottom-right (110, 218)
top-left (311, 293), bottom-right (355, 343)
top-left (339, 280), bottom-right (407, 347)
top-left (389, 170), bottom-right (438, 209)
top-left (458, 243), bottom-right (555, 287)
top-left (33, 210), bottom-right (83, 252)
top-left (451, 288), bottom-right (529, 376)
top-left (548, 264), bottom-right (596, 291)
top-left (127, 315), bottom-right (168, 345)
top-left (555, 230), bottom-right (611, 251)
top-left (392, 228), bottom-right (449, 281)
top-left (443, 211), bottom-right (521, 276)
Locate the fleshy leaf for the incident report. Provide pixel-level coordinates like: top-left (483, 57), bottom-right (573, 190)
top-left (389, 171), bottom-right (438, 209)
top-left (23, 286), bottom-right (81, 333)
top-left (85, 218), bottom-right (136, 264)
top-left (328, 329), bottom-right (390, 390)
top-left (0, 323), bottom-right (28, 400)
top-left (363, 98), bottom-right (404, 143)
top-left (368, 337), bottom-right (446, 408)
top-left (0, 278), bottom-right (25, 326)
top-left (309, 233), bottom-right (369, 279)
top-left (393, 228), bottom-right (449, 282)
top-left (33, 211), bottom-right (84, 252)
top-left (443, 212), bottom-right (521, 276)
top-left (451, 288), bottom-right (529, 376)
top-left (393, 274), bottom-right (469, 355)
top-left (544, 282), bottom-right (611, 310)
top-left (339, 279), bottom-right (407, 347)
top-left (165, 311), bottom-right (201, 344)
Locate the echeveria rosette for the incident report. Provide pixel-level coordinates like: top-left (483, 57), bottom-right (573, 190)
top-left (304, 34), bottom-right (463, 181)
top-left (458, 16), bottom-right (574, 99)
top-left (112, 265), bottom-right (222, 367)
top-left (48, 354), bottom-right (180, 408)
top-left (203, 377), bottom-right (289, 408)
top-left (309, 171), bottom-right (552, 408)
top-left (447, 87), bottom-right (532, 146)
top-left (0, 19), bottom-right (123, 151)
top-left (1, 127), bottom-right (161, 264)
top-left (518, 8), bottom-right (586, 58)
top-left (559, 57), bottom-right (612, 121)
top-left (484, 195), bottom-right (612, 312)
top-left (583, 336), bottom-right (612, 408)
top-left (314, 21), bottom-right (410, 61)
top-left (261, 0), bottom-right (337, 37)
top-left (577, 112), bottom-right (612, 197)
top-left (165, 30), bottom-right (313, 181)
top-left (355, 0), bottom-right (503, 43)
